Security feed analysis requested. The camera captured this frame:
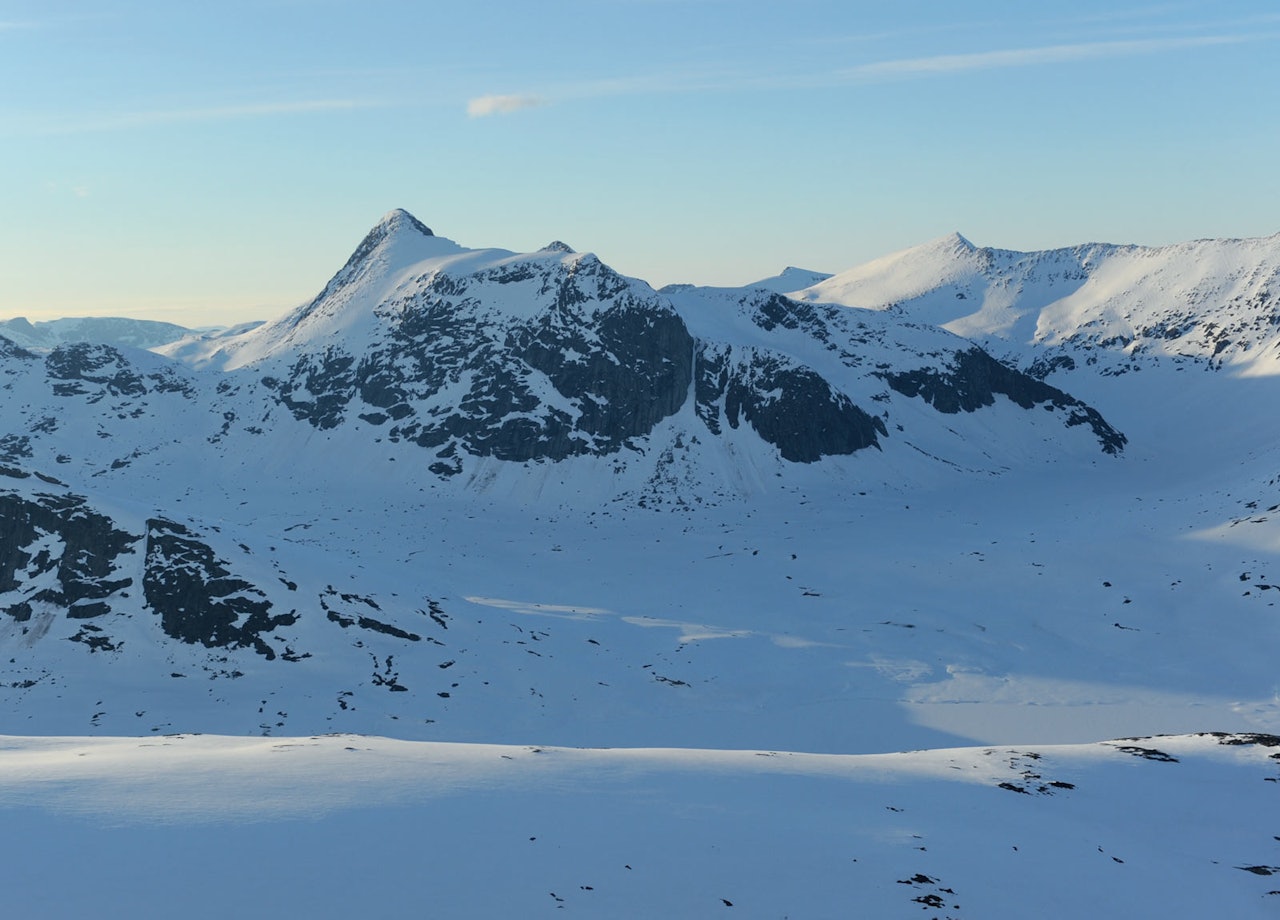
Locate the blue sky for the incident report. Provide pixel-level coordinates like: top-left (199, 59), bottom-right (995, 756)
top-left (2, 1), bottom-right (1278, 326)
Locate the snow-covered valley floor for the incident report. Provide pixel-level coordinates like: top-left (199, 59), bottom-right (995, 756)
top-left (2, 732), bottom-right (1277, 918)
top-left (5, 424), bottom-right (1279, 917)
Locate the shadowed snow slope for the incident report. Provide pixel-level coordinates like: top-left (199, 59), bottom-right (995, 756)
top-left (1, 732), bottom-right (1277, 918)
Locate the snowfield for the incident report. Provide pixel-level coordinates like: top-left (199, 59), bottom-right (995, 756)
top-left (1, 732), bottom-right (1277, 918)
top-left (3, 213), bottom-right (1280, 916)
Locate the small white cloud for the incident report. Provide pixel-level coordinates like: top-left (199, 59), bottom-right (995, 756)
top-left (466, 94), bottom-right (544, 118)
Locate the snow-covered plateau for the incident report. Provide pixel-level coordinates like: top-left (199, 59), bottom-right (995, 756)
top-left (2, 212), bottom-right (1278, 917)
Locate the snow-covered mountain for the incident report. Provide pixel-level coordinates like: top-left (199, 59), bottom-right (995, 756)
top-left (171, 209), bottom-right (1123, 483)
top-left (3, 212), bottom-right (1280, 917)
top-left (792, 230), bottom-right (1280, 378)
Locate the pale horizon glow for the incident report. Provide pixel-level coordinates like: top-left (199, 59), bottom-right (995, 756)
top-left (2, 0), bottom-right (1277, 328)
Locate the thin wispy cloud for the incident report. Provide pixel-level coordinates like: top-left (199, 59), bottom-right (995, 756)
top-left (466, 94), bottom-right (545, 117)
top-left (469, 29), bottom-right (1264, 115)
top-left (843, 34), bottom-right (1251, 80)
top-left (10, 99), bottom-right (378, 136)
top-left (99, 99), bottom-right (372, 129)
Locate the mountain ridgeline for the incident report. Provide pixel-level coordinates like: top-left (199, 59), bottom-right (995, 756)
top-left (792, 229), bottom-right (1280, 377)
top-left (198, 209), bottom-right (1126, 476)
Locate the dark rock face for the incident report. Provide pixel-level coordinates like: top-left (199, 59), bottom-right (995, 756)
top-left (266, 347), bottom-right (357, 431)
top-left (44, 343), bottom-right (194, 400)
top-left (749, 293), bottom-right (836, 344)
top-left (268, 254), bottom-right (696, 464)
top-left (879, 347), bottom-right (1127, 454)
top-left (0, 435), bottom-right (32, 463)
top-left (695, 288), bottom-right (1125, 459)
top-left (0, 335), bottom-right (38, 364)
top-left (0, 493), bottom-right (137, 621)
top-left (0, 489), bottom-right (305, 661)
top-left (143, 519), bottom-right (296, 659)
top-left (1025, 352), bottom-right (1077, 380)
top-left (0, 491), bottom-right (138, 622)
top-left (696, 345), bottom-right (886, 462)
top-left (46, 343), bottom-right (147, 399)
top-left (320, 588), bottom-right (421, 642)
top-left (505, 287), bottom-right (694, 458)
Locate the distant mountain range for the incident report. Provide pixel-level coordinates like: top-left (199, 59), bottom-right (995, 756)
top-left (0, 315), bottom-right (199, 351)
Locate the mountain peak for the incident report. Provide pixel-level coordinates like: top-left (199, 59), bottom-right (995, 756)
top-left (540, 240), bottom-right (575, 254)
top-left (932, 231), bottom-right (975, 253)
top-left (260, 209), bottom-right (446, 343)
top-left (325, 209), bottom-right (437, 287)
top-left (374, 208), bottom-right (434, 239)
